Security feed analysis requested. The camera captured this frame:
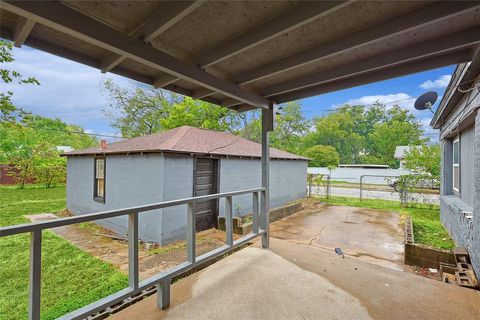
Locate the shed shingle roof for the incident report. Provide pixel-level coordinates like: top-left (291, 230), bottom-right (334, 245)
top-left (64, 126), bottom-right (308, 160)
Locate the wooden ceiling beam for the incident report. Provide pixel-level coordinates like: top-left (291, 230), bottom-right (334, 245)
top-left (261, 26), bottom-right (480, 97)
top-left (235, 1), bottom-right (480, 85)
top-left (167, 1), bottom-right (349, 97)
top-left (2, 1), bottom-right (269, 109)
top-left (100, 1), bottom-right (204, 73)
top-left (274, 50), bottom-right (472, 103)
top-left (12, 16), bottom-right (35, 47)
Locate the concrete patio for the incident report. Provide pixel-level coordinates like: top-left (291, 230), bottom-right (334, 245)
top-left (111, 238), bottom-right (479, 320)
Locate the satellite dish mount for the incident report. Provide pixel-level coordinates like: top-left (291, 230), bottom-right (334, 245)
top-left (414, 91), bottom-right (438, 114)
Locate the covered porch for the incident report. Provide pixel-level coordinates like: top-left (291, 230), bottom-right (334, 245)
top-left (1, 1), bottom-right (480, 319)
top-left (110, 238), bottom-right (480, 320)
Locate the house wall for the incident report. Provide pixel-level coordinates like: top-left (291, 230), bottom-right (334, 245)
top-left (67, 154), bottom-right (166, 243)
top-left (218, 158), bottom-right (307, 216)
top-left (439, 109), bottom-right (480, 277)
top-left (160, 154), bottom-right (194, 243)
top-left (67, 154), bottom-right (307, 245)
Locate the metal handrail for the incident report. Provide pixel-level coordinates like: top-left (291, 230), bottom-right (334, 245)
top-left (1, 187), bottom-right (266, 320)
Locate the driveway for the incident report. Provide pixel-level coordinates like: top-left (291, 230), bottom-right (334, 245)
top-left (270, 205), bottom-right (405, 270)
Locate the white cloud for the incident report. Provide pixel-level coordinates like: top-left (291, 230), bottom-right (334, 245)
top-left (343, 93), bottom-right (415, 111)
top-left (3, 46), bottom-right (138, 131)
top-left (419, 117), bottom-right (439, 144)
top-left (419, 75), bottom-right (451, 89)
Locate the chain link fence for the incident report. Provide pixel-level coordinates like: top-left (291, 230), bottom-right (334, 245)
top-left (307, 173), bottom-right (440, 206)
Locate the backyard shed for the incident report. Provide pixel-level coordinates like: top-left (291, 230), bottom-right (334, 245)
top-left (64, 126), bottom-right (308, 245)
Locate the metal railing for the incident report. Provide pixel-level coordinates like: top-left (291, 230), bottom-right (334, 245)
top-left (0, 187), bottom-right (266, 320)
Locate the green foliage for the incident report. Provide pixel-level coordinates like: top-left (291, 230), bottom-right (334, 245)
top-left (305, 104), bottom-right (426, 167)
top-left (403, 144), bottom-right (441, 178)
top-left (103, 79), bottom-right (241, 138)
top-left (317, 196), bottom-right (454, 250)
top-left (304, 145), bottom-right (339, 167)
top-left (0, 187), bottom-right (128, 319)
top-left (0, 40), bottom-right (39, 122)
top-left (31, 143), bottom-right (67, 188)
top-left (236, 101), bottom-right (310, 154)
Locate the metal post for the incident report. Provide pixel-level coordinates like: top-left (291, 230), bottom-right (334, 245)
top-left (186, 202), bottom-right (195, 263)
top-left (252, 191), bottom-right (259, 234)
top-left (359, 175), bottom-right (363, 201)
top-left (327, 174), bottom-right (331, 199)
top-left (261, 103), bottom-right (273, 248)
top-left (225, 196), bottom-right (233, 246)
top-left (29, 230), bottom-right (42, 320)
top-left (128, 212), bottom-right (139, 289)
top-left (157, 278), bottom-right (170, 310)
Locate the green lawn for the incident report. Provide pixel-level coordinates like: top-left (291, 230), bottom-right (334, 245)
top-left (0, 186), bottom-right (128, 320)
top-left (317, 196), bottom-right (455, 250)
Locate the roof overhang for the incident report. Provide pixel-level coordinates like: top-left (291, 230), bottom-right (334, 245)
top-left (431, 47), bottom-right (480, 129)
top-left (1, 1), bottom-right (480, 112)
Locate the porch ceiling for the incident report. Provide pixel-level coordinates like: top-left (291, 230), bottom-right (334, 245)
top-left (1, 1), bottom-right (479, 111)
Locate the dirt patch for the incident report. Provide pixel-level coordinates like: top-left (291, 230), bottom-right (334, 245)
top-left (26, 212), bottom-right (230, 280)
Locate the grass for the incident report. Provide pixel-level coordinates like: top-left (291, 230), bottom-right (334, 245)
top-left (317, 196), bottom-right (455, 250)
top-left (0, 186), bottom-right (128, 320)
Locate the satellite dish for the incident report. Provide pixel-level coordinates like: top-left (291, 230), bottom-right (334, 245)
top-left (414, 91), bottom-right (438, 112)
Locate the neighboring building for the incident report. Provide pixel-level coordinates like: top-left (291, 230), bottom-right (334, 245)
top-left (394, 146), bottom-right (420, 169)
top-left (431, 60), bottom-right (480, 278)
top-left (56, 145), bottom-right (74, 153)
top-left (64, 126), bottom-right (308, 245)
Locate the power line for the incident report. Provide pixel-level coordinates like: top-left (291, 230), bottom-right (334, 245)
top-left (301, 97), bottom-right (416, 114)
top-left (18, 124), bottom-right (124, 140)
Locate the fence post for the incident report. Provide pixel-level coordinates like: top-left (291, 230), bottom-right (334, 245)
top-left (327, 174), bottom-right (331, 199)
top-left (29, 230), bottom-right (42, 320)
top-left (360, 175), bottom-right (363, 201)
top-left (128, 212), bottom-right (139, 290)
top-left (225, 196), bottom-right (233, 246)
top-left (186, 202), bottom-right (195, 263)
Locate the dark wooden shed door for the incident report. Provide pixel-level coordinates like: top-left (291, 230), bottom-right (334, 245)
top-left (193, 158), bottom-right (218, 231)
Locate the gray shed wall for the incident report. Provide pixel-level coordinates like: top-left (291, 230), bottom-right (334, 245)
top-left (67, 154), bottom-right (166, 243)
top-left (218, 158), bottom-right (307, 217)
top-left (67, 153), bottom-right (307, 245)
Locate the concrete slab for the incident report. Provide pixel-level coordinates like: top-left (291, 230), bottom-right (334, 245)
top-left (270, 205), bottom-right (405, 270)
top-left (111, 239), bottom-right (480, 320)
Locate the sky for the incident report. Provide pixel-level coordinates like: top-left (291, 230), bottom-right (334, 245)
top-left (4, 45), bottom-right (455, 143)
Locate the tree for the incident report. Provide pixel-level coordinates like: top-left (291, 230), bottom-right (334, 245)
top-left (304, 145), bottom-right (340, 167)
top-left (32, 142), bottom-right (66, 188)
top-left (103, 79), bottom-right (241, 138)
top-left (305, 104), bottom-right (426, 167)
top-left (237, 102), bottom-right (310, 154)
top-left (0, 40), bottom-right (39, 122)
top-left (304, 108), bottom-right (363, 164)
top-left (403, 144), bottom-right (441, 178)
top-left (366, 106), bottom-right (426, 167)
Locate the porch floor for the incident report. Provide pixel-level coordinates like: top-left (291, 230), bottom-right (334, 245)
top-left (110, 238), bottom-right (480, 320)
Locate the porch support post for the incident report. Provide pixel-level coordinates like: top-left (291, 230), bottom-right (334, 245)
top-left (261, 101), bottom-right (274, 248)
top-left (157, 278), bottom-right (171, 310)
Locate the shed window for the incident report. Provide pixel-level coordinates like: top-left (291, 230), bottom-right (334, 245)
top-left (453, 137), bottom-right (460, 193)
top-left (94, 157), bottom-right (105, 201)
